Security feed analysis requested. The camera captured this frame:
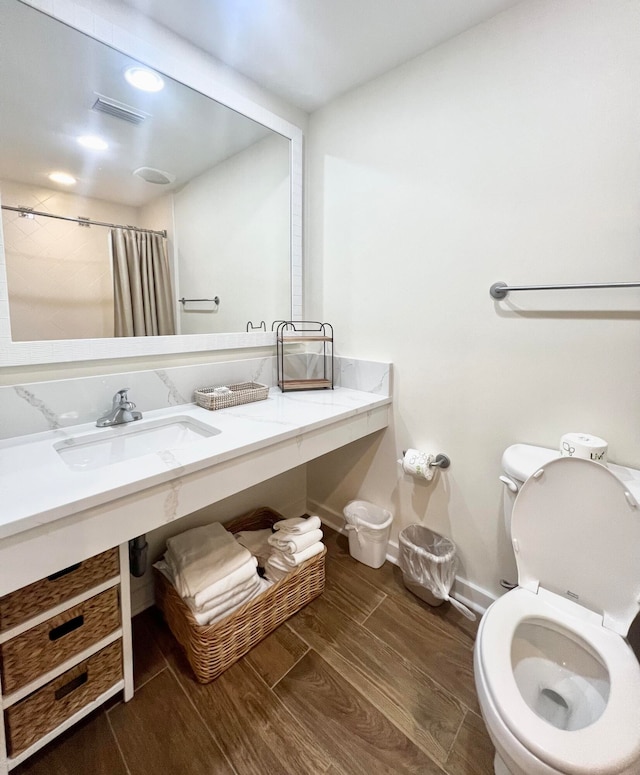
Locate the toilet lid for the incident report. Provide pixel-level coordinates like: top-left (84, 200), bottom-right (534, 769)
top-left (512, 457), bottom-right (640, 635)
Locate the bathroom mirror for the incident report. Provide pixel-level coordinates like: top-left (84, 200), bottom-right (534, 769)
top-left (0, 0), bottom-right (303, 365)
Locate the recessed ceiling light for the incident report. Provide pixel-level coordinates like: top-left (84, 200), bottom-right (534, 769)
top-left (77, 135), bottom-right (108, 151)
top-left (124, 66), bottom-right (164, 93)
top-left (48, 171), bottom-right (76, 186)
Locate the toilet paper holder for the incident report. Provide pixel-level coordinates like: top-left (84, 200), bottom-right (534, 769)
top-left (402, 451), bottom-right (451, 469)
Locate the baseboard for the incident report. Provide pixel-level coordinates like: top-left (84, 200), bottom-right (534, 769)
top-left (308, 498), bottom-right (495, 616)
top-left (131, 580), bottom-right (155, 616)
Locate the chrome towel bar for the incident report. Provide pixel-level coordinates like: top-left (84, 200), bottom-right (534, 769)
top-left (490, 280), bottom-right (640, 300)
top-left (178, 296), bottom-right (220, 305)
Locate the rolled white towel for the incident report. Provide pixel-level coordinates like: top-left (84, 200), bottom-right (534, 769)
top-left (273, 515), bottom-right (322, 535)
top-left (268, 528), bottom-right (323, 555)
top-left (270, 541), bottom-right (324, 567)
top-left (165, 522), bottom-right (252, 599)
top-left (235, 528), bottom-right (273, 567)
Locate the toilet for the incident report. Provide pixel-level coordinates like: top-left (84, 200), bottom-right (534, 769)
top-left (475, 448), bottom-right (640, 774)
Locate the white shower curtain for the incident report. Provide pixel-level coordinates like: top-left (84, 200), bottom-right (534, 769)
top-left (110, 228), bottom-right (176, 337)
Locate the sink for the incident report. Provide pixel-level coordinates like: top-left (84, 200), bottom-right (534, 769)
top-left (54, 416), bottom-right (220, 471)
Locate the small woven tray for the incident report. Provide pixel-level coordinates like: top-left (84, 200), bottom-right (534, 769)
top-left (154, 506), bottom-right (326, 683)
top-left (194, 382), bottom-right (268, 411)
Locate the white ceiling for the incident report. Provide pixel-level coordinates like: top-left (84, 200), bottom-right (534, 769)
top-left (0, 1), bottom-right (275, 207)
top-left (116, 0), bottom-right (522, 112)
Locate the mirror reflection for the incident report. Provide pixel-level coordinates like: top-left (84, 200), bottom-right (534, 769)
top-left (0, 1), bottom-right (291, 341)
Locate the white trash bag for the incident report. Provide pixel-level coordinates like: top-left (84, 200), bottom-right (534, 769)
top-left (343, 500), bottom-right (393, 569)
top-left (399, 525), bottom-right (476, 620)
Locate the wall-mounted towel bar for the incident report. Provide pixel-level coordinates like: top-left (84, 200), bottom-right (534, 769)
top-left (490, 280), bottom-right (640, 300)
top-left (178, 296), bottom-right (220, 305)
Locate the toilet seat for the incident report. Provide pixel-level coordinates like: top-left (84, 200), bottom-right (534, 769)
top-left (478, 588), bottom-right (640, 774)
top-left (511, 457), bottom-right (640, 635)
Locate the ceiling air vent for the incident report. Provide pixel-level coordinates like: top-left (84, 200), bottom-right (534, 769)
top-left (92, 95), bottom-right (149, 125)
top-left (133, 167), bottom-right (176, 185)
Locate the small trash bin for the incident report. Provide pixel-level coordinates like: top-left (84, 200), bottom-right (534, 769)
top-left (343, 500), bottom-right (393, 569)
top-left (399, 525), bottom-right (476, 620)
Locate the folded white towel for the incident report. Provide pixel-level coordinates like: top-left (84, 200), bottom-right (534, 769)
top-left (268, 528), bottom-right (323, 555)
top-left (188, 575), bottom-right (260, 614)
top-left (270, 541), bottom-right (325, 567)
top-left (154, 560), bottom-right (271, 625)
top-left (273, 515), bottom-right (322, 535)
top-left (165, 552), bottom-right (258, 609)
top-left (191, 557), bottom-right (258, 610)
top-left (235, 528), bottom-right (274, 567)
top-left (264, 556), bottom-right (290, 583)
top-left (165, 522), bottom-right (252, 600)
top-left (191, 577), bottom-right (272, 626)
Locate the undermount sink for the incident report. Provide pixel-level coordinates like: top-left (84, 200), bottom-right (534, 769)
top-left (54, 416), bottom-right (220, 471)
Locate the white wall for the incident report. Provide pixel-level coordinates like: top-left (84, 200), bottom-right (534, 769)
top-left (306, 0), bottom-right (640, 597)
top-left (175, 134), bottom-right (291, 334)
top-left (1, 181), bottom-right (141, 340)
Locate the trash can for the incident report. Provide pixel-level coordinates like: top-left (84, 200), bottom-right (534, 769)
top-left (343, 500), bottom-right (393, 569)
top-left (398, 525), bottom-right (476, 620)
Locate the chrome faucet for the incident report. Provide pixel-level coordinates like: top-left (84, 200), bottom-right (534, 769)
top-left (96, 388), bottom-right (143, 427)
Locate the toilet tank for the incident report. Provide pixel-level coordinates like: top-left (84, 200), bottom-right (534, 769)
top-left (500, 444), bottom-right (560, 539)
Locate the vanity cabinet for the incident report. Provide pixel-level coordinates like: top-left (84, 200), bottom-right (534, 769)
top-left (0, 545), bottom-right (133, 772)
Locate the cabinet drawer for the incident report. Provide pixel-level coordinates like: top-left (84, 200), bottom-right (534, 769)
top-left (5, 639), bottom-right (123, 757)
top-left (0, 547), bottom-right (119, 632)
top-left (0, 587), bottom-right (120, 695)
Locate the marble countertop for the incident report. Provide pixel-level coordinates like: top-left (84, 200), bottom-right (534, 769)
top-left (0, 387), bottom-right (390, 541)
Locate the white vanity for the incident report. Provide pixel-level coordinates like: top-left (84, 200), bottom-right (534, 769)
top-left (0, 383), bottom-right (390, 770)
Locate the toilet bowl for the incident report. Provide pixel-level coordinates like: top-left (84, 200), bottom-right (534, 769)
top-left (475, 455), bottom-right (640, 774)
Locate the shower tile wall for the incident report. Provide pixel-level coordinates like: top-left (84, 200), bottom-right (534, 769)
top-left (0, 180), bottom-right (139, 341)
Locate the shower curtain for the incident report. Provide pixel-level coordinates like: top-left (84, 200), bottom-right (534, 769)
top-left (110, 228), bottom-right (176, 337)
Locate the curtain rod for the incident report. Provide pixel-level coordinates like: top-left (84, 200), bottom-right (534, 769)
top-left (0, 205), bottom-right (167, 238)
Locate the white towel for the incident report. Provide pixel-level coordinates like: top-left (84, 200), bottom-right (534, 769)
top-left (187, 575), bottom-right (260, 614)
top-left (154, 559), bottom-right (270, 625)
top-left (270, 542), bottom-right (325, 567)
top-left (235, 528), bottom-right (273, 567)
top-left (273, 516), bottom-right (322, 535)
top-left (189, 557), bottom-right (259, 610)
top-left (191, 577), bottom-right (272, 626)
top-left (264, 556), bottom-right (290, 583)
top-left (268, 528), bottom-right (323, 555)
top-left (165, 522), bottom-right (252, 600)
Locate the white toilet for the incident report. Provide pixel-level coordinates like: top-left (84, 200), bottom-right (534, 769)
top-left (475, 447), bottom-right (640, 774)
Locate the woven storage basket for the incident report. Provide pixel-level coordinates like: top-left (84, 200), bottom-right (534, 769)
top-left (0, 547), bottom-right (119, 633)
top-left (154, 506), bottom-right (325, 683)
top-left (0, 587), bottom-right (121, 695)
top-left (194, 382), bottom-right (268, 411)
top-left (5, 640), bottom-right (122, 757)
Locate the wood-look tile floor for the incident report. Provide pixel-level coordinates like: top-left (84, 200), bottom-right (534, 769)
top-left (14, 528), bottom-right (494, 774)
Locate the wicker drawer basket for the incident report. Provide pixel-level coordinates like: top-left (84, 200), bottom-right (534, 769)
top-left (5, 640), bottom-right (123, 757)
top-left (0, 587), bottom-right (121, 695)
top-left (0, 547), bottom-right (119, 633)
top-left (154, 506), bottom-right (325, 683)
